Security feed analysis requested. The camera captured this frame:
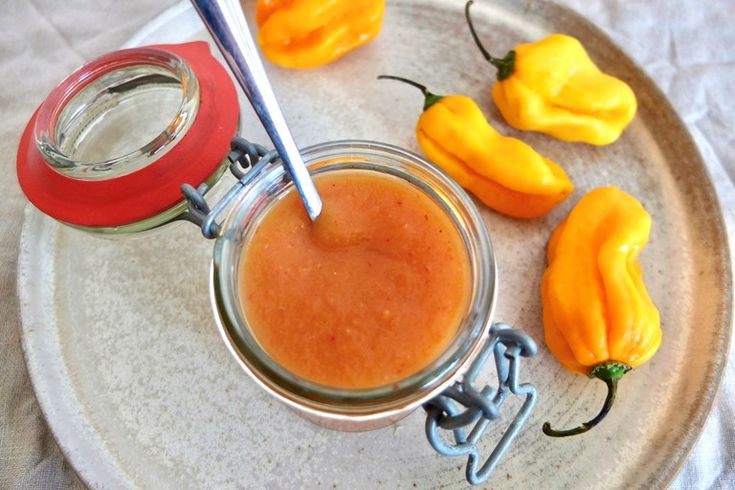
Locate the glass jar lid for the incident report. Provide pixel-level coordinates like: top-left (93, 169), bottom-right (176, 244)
top-left (16, 41), bottom-right (239, 230)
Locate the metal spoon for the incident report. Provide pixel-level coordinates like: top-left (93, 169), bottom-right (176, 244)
top-left (191, 0), bottom-right (323, 221)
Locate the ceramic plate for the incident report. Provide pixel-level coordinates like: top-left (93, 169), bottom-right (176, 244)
top-left (18, 0), bottom-right (732, 488)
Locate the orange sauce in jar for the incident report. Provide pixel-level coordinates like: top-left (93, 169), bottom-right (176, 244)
top-left (239, 170), bottom-right (471, 389)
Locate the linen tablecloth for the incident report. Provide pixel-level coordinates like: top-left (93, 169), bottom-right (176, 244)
top-left (1, 0), bottom-right (733, 487)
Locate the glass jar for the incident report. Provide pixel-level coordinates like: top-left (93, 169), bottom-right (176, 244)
top-left (211, 140), bottom-right (497, 430)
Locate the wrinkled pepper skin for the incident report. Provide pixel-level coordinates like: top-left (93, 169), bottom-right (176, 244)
top-left (541, 187), bottom-right (661, 437)
top-left (493, 35), bottom-right (637, 146)
top-left (379, 76), bottom-right (574, 219)
top-left (418, 95), bottom-right (574, 218)
top-left (256, 0), bottom-right (385, 69)
top-left (466, 1), bottom-right (637, 146)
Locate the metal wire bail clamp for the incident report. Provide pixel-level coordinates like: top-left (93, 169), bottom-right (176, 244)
top-left (180, 136), bottom-right (278, 239)
top-left (424, 323), bottom-right (538, 485)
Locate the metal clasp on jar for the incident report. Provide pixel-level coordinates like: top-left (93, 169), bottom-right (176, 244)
top-left (180, 137), bottom-right (277, 239)
top-left (425, 322), bottom-right (537, 485)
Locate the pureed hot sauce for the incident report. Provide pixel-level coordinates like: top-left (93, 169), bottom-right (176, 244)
top-left (239, 170), bottom-right (471, 389)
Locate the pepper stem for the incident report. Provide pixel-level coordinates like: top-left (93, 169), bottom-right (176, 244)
top-left (465, 0), bottom-right (516, 81)
top-left (377, 75), bottom-right (444, 110)
top-left (542, 361), bottom-right (631, 438)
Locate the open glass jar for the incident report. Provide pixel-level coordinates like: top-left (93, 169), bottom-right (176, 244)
top-left (16, 42), bottom-right (537, 486)
top-left (213, 141), bottom-right (496, 430)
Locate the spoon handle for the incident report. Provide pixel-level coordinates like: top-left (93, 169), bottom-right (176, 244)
top-left (191, 0), bottom-right (322, 220)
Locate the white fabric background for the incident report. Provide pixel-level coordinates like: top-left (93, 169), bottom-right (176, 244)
top-left (1, 0), bottom-right (732, 488)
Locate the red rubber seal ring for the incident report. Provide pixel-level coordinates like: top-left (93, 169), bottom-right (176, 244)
top-left (16, 41), bottom-right (239, 227)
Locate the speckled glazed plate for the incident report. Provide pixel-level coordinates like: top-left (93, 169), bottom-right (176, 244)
top-left (18, 0), bottom-right (732, 488)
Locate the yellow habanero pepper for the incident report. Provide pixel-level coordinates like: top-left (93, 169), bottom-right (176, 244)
top-left (256, 0), bottom-right (385, 69)
top-left (465, 1), bottom-right (637, 146)
top-left (378, 75), bottom-right (573, 219)
top-left (541, 187), bottom-right (661, 437)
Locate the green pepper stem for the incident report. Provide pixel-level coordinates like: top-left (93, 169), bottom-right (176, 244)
top-left (542, 361), bottom-right (631, 438)
top-left (377, 75), bottom-right (443, 110)
top-left (465, 0), bottom-right (516, 81)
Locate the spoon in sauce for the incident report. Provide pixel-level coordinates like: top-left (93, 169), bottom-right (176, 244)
top-left (191, 0), bottom-right (323, 221)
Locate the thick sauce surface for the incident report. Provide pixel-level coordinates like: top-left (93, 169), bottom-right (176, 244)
top-left (239, 170), bottom-right (471, 389)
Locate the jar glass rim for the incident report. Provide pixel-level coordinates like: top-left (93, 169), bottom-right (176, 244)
top-left (211, 140), bottom-right (497, 414)
top-left (33, 47), bottom-right (200, 180)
